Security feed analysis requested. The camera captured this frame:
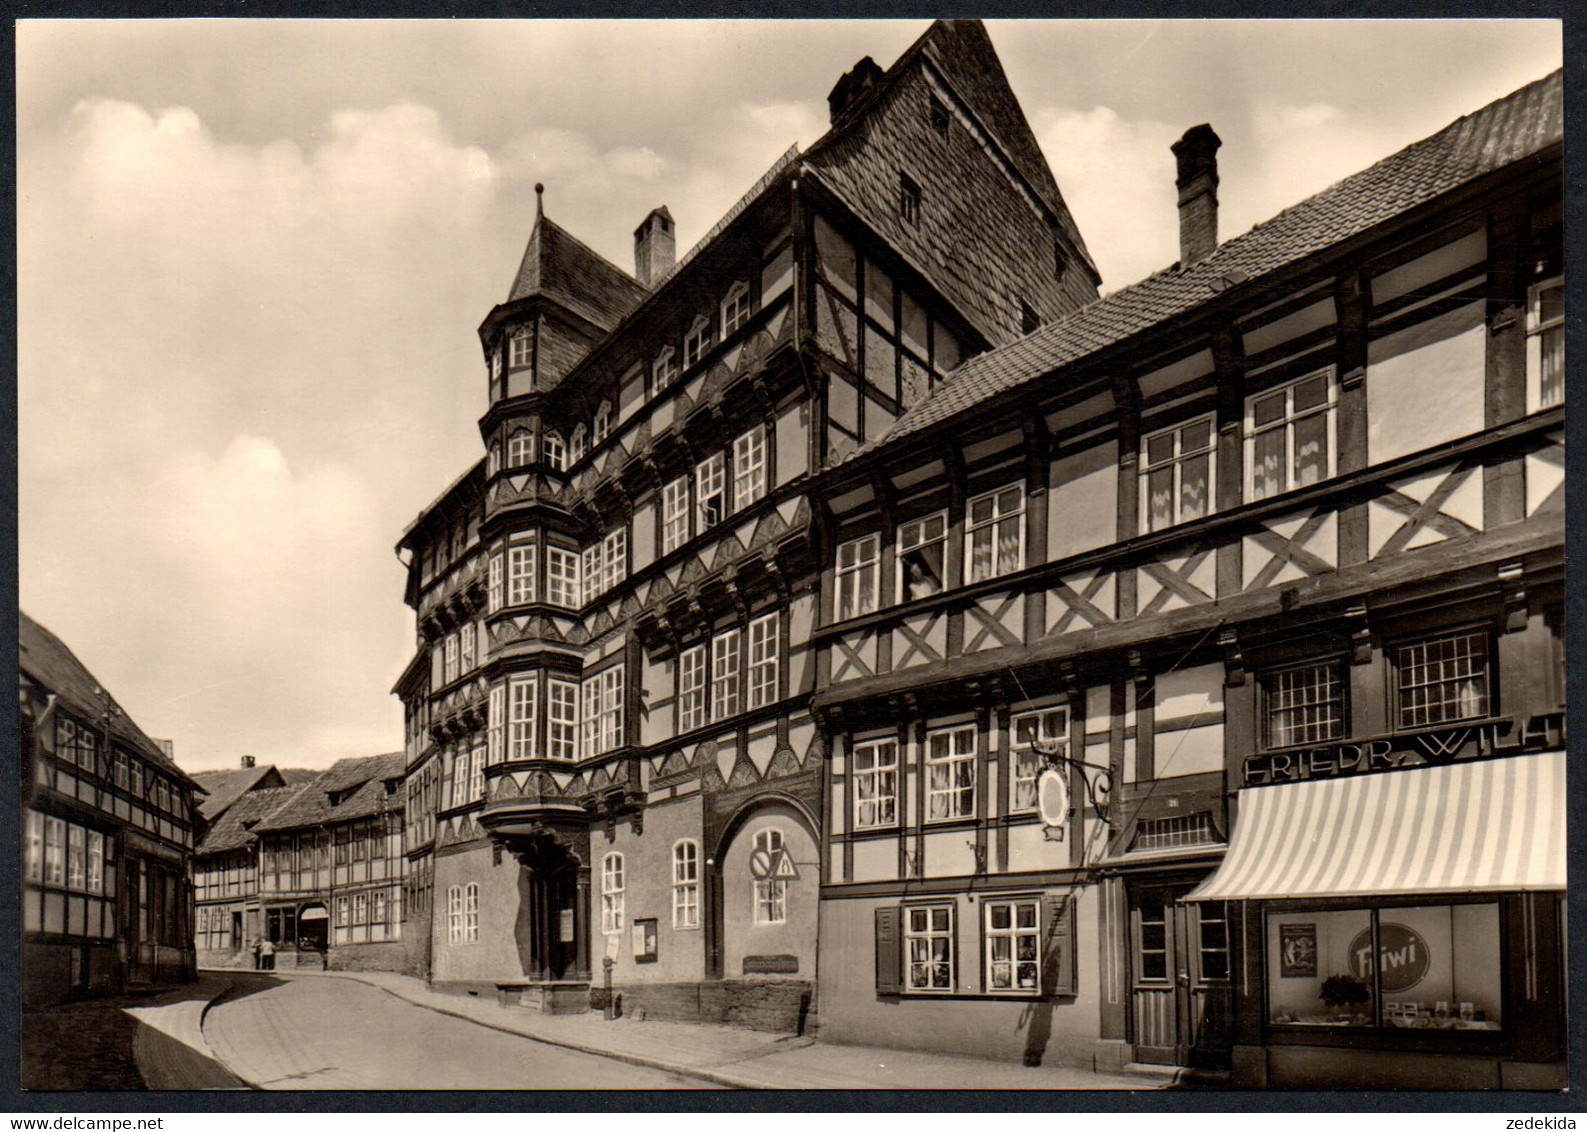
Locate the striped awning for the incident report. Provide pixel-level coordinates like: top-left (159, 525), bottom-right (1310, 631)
top-left (1186, 752), bottom-right (1565, 902)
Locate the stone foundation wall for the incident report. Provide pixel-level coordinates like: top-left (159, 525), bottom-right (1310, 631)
top-left (603, 979), bottom-right (817, 1035)
top-left (328, 938), bottom-right (421, 976)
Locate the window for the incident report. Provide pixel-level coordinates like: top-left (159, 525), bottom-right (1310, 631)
top-left (463, 883), bottom-right (479, 943)
top-left (732, 427), bottom-right (767, 510)
top-left (985, 898), bottom-right (1041, 994)
top-left (372, 890), bottom-right (388, 927)
top-left (683, 315), bottom-right (713, 369)
top-left (899, 173), bottom-right (921, 226)
top-left (966, 485), bottom-right (1024, 583)
top-left (1143, 416), bottom-right (1215, 531)
top-left (24, 811), bottom-right (42, 883)
top-left (1397, 631), bottom-right (1491, 728)
top-left (672, 841), bottom-right (700, 929)
top-left (548, 679), bottom-right (579, 761)
top-left (897, 512), bottom-right (947, 601)
top-left (711, 629), bottom-right (742, 720)
top-left (678, 645), bottom-right (707, 733)
top-left (752, 828), bottom-right (786, 924)
top-left (905, 905), bottom-right (953, 991)
top-left (487, 441), bottom-right (501, 477)
top-left (1265, 661), bottom-right (1345, 748)
top-left (460, 620), bottom-right (476, 672)
top-left (507, 430), bottom-right (534, 467)
top-left (601, 529), bottom-right (626, 596)
top-left (696, 453), bottom-right (726, 530)
top-left (449, 748), bottom-right (471, 807)
top-left (653, 347), bottom-right (677, 392)
top-left (543, 432), bottom-right (565, 472)
top-left (721, 282), bottom-right (751, 337)
top-left (443, 633), bottom-right (460, 684)
top-left (1011, 707), bottom-right (1066, 813)
top-left (353, 892), bottom-right (369, 925)
top-left (545, 547), bottom-right (580, 608)
top-left (926, 725), bottom-right (976, 822)
top-left (509, 330), bottom-right (532, 369)
top-left (44, 817), bottom-right (65, 885)
top-left (582, 544), bottom-right (603, 604)
top-left (928, 94), bottom-right (950, 137)
top-left (338, 896), bottom-right (352, 929)
top-left (1198, 903), bottom-right (1230, 981)
top-left (487, 684), bottom-right (505, 765)
top-left (593, 402), bottom-right (612, 444)
top-left (86, 830), bottom-right (104, 894)
top-left (569, 425), bottom-right (587, 466)
top-left (602, 853), bottom-right (624, 934)
top-left (583, 666), bottom-right (624, 756)
top-left (1528, 277), bottom-right (1564, 410)
top-left (852, 738), bottom-right (898, 830)
top-left (67, 825), bottom-right (85, 890)
top-left (507, 676), bottom-right (536, 760)
top-left (662, 477), bottom-right (690, 554)
top-left (507, 539), bottom-right (536, 606)
top-left (1247, 370), bottom-right (1336, 501)
top-left (1020, 300), bottom-right (1040, 336)
top-left (836, 534), bottom-right (880, 620)
top-left (748, 613), bottom-right (780, 709)
top-left (488, 553), bottom-right (504, 612)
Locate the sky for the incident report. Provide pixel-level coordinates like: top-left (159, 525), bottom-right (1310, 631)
top-left (16, 19), bottom-right (1562, 775)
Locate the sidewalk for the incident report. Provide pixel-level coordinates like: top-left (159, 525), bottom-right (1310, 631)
top-left (263, 968), bottom-right (1162, 1090)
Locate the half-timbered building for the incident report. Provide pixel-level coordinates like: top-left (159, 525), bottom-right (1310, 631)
top-left (19, 612), bottom-right (203, 1006)
top-left (808, 70), bottom-right (1564, 1087)
top-left (393, 20), bottom-right (1099, 1027)
top-left (193, 759), bottom-right (294, 967)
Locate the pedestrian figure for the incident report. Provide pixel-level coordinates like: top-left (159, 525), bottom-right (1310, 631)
top-left (251, 936), bottom-right (263, 971)
top-left (259, 936), bottom-right (276, 971)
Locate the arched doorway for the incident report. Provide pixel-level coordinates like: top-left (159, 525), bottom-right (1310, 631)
top-left (505, 830), bottom-right (589, 983)
top-left (298, 903), bottom-right (329, 958)
top-left (709, 799), bottom-right (819, 982)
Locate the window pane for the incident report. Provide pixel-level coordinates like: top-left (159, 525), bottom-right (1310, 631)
top-left (1253, 390), bottom-right (1287, 428)
top-left (1147, 468), bottom-right (1174, 530)
top-left (1179, 453), bottom-right (1210, 520)
top-left (1292, 374), bottom-right (1328, 412)
top-left (1292, 412), bottom-right (1328, 487)
top-left (1146, 433), bottom-right (1175, 467)
top-left (1252, 429), bottom-right (1285, 500)
top-left (1266, 909), bottom-right (1373, 1027)
top-left (1180, 418), bottom-right (1211, 452)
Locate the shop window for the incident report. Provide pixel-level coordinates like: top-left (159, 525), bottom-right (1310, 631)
top-left (835, 534), bottom-right (880, 620)
top-left (752, 828), bottom-right (787, 924)
top-left (1247, 370), bottom-right (1336, 500)
top-left (661, 476), bottom-right (691, 554)
top-left (1264, 661), bottom-right (1346, 748)
top-left (984, 898), bottom-right (1041, 994)
top-left (925, 725), bottom-right (977, 822)
top-left (904, 904), bottom-right (954, 992)
top-left (965, 485), bottom-right (1024, 583)
top-left (1527, 277), bottom-right (1564, 411)
top-left (1011, 707), bottom-right (1066, 813)
top-left (1142, 415), bottom-right (1215, 531)
top-left (897, 511), bottom-right (947, 602)
top-left (602, 853), bottom-right (624, 934)
top-left (1266, 904), bottom-right (1502, 1030)
top-left (852, 738), bottom-right (899, 830)
top-left (1396, 631), bottom-right (1491, 729)
top-left (672, 840), bottom-right (700, 930)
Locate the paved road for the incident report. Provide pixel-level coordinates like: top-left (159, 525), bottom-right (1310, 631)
top-left (203, 973), bottom-right (718, 1089)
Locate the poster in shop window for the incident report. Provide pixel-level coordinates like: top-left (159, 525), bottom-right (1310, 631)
top-left (1280, 923), bottom-right (1317, 978)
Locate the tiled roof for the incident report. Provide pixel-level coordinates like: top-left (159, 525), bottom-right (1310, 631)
top-left (506, 209), bottom-right (649, 331)
top-left (847, 68), bottom-right (1564, 462)
top-left (192, 763), bottom-right (281, 821)
top-left (18, 611), bottom-right (196, 786)
top-left (195, 784), bottom-right (302, 856)
top-left (251, 751), bottom-right (407, 833)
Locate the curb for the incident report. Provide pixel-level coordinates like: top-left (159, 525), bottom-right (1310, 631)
top-left (195, 973), bottom-right (272, 1091)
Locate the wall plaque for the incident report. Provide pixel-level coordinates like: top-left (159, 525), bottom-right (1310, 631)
top-left (742, 954), bottom-right (799, 975)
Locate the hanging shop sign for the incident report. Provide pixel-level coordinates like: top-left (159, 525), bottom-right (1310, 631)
top-left (1348, 922), bottom-right (1430, 993)
top-left (1037, 767), bottom-right (1071, 842)
top-left (1242, 712), bottom-right (1564, 787)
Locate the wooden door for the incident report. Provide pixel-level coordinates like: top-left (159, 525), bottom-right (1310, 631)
top-left (1130, 885), bottom-right (1233, 1067)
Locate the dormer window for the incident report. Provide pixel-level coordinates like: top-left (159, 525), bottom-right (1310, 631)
top-left (509, 330), bottom-right (533, 370)
top-left (899, 173), bottom-right (921, 227)
top-left (507, 430), bottom-right (534, 468)
top-left (593, 402), bottom-right (612, 444)
top-left (683, 315), bottom-right (713, 369)
top-left (1020, 300), bottom-right (1040, 335)
top-left (928, 94), bottom-right (950, 138)
top-left (721, 282), bottom-right (751, 338)
top-left (543, 431), bottom-right (566, 471)
top-left (653, 347), bottom-right (677, 392)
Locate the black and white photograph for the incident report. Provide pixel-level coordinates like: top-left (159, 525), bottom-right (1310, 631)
top-left (13, 16), bottom-right (1569, 1102)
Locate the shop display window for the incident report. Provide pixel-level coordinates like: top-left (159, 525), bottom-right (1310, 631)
top-left (1266, 903), bottom-right (1502, 1032)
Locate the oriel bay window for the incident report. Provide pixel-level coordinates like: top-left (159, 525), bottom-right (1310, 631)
top-left (965, 485), bottom-right (1024, 583)
top-left (836, 534), bottom-right (880, 620)
top-left (582, 665), bottom-right (624, 756)
top-left (852, 737), bottom-right (898, 829)
top-left (545, 546), bottom-right (580, 608)
top-left (1264, 661), bottom-right (1346, 748)
top-left (507, 429), bottom-right (534, 468)
top-left (897, 511), bottom-right (946, 601)
top-left (548, 679), bottom-right (579, 761)
top-left (1011, 707), bottom-right (1067, 812)
top-left (1143, 415), bottom-right (1215, 531)
top-left (1396, 630), bottom-right (1491, 728)
top-left (1265, 903), bottom-right (1502, 1031)
top-left (506, 538), bottom-right (536, 606)
top-left (926, 725), bottom-right (977, 822)
top-left (1246, 369), bottom-right (1336, 501)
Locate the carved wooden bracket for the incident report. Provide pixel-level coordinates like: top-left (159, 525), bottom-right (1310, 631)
top-left (1345, 601), bottom-right (1372, 665)
top-left (1499, 560), bottom-right (1528, 633)
top-left (1219, 626), bottom-right (1246, 687)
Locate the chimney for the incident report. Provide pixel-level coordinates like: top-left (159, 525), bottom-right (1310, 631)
top-left (240, 755), bottom-right (256, 769)
top-left (1172, 124), bottom-right (1222, 267)
top-left (827, 56), bottom-right (885, 124)
top-left (155, 738), bottom-right (174, 759)
top-left (634, 206), bottom-right (675, 289)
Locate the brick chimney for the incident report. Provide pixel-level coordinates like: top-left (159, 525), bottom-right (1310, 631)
top-left (634, 206), bottom-right (675, 289)
top-left (827, 56), bottom-right (885, 124)
top-left (1172, 124), bottom-right (1222, 267)
top-left (240, 755), bottom-right (256, 769)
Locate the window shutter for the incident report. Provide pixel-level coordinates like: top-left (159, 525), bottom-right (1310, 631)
top-left (1044, 894), bottom-right (1077, 997)
top-left (875, 905), bottom-right (903, 994)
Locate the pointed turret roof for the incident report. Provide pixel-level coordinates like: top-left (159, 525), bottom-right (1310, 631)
top-left (504, 185), bottom-right (649, 332)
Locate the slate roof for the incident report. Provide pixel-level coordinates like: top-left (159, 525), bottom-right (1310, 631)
top-left (506, 207), bottom-right (649, 331)
top-left (846, 68), bottom-right (1564, 462)
top-left (251, 751), bottom-right (407, 833)
top-left (18, 611), bottom-right (198, 788)
top-left (195, 784), bottom-right (303, 856)
top-left (192, 763), bottom-right (281, 821)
